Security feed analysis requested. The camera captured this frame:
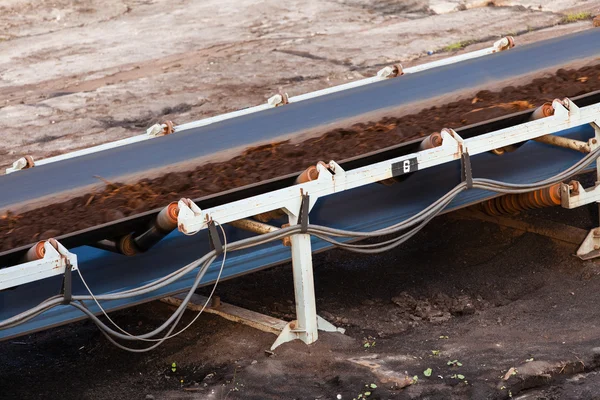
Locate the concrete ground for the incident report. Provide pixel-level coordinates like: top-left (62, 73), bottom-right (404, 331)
top-left (1, 0), bottom-right (599, 169)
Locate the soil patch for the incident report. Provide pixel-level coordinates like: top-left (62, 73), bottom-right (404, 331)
top-left (2, 64), bottom-right (600, 253)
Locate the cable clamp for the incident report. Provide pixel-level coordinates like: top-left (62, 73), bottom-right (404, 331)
top-left (60, 260), bottom-right (73, 305)
top-left (461, 150), bottom-right (473, 189)
top-left (208, 220), bottom-right (223, 256)
top-left (298, 193), bottom-right (310, 234)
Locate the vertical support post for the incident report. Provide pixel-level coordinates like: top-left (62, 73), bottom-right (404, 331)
top-left (576, 121), bottom-right (600, 260)
top-left (271, 194), bottom-right (343, 350)
top-left (289, 226), bottom-right (319, 344)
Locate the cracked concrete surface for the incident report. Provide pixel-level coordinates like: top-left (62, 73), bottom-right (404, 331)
top-left (0, 0), bottom-right (599, 169)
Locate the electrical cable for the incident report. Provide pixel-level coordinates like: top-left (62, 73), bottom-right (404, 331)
top-left (3, 137), bottom-right (600, 351)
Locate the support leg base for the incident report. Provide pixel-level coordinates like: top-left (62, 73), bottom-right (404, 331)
top-left (577, 228), bottom-right (600, 260)
top-left (270, 315), bottom-right (344, 350)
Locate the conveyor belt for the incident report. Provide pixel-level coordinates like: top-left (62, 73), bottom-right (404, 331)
top-left (2, 91), bottom-right (600, 267)
top-left (1, 29), bottom-right (599, 212)
top-left (0, 121), bottom-right (596, 340)
top-left (2, 29), bottom-right (600, 341)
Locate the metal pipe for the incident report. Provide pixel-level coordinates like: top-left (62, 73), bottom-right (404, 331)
top-left (229, 219), bottom-right (280, 235)
top-left (533, 134), bottom-right (590, 153)
top-left (526, 101), bottom-right (591, 153)
top-left (228, 218), bottom-right (291, 247)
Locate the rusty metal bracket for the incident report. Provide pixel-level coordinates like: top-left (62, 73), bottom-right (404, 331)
top-left (60, 261), bottom-right (73, 305)
top-left (461, 151), bottom-right (473, 189)
top-left (208, 220), bottom-right (223, 256)
top-left (298, 193), bottom-right (310, 234)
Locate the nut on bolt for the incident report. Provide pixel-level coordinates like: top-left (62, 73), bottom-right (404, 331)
top-left (377, 64), bottom-right (404, 79)
top-left (10, 155), bottom-right (35, 171)
top-left (267, 92), bottom-right (289, 107)
top-left (493, 36), bottom-right (515, 51)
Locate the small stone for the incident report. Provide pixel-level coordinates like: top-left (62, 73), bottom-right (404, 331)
top-left (145, 395), bottom-right (155, 400)
top-left (251, 360), bottom-right (257, 365)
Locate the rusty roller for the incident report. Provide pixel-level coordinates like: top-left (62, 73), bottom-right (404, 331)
top-left (480, 183), bottom-right (562, 216)
top-left (491, 102), bottom-right (555, 155)
top-left (254, 163), bottom-right (323, 222)
top-left (22, 238), bottom-right (62, 262)
top-left (418, 131), bottom-right (443, 151)
top-left (102, 202), bottom-right (180, 256)
top-left (23, 240), bottom-right (48, 262)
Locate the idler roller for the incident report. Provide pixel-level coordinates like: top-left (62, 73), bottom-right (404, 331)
top-left (130, 201), bottom-right (180, 253)
top-left (491, 102), bottom-right (556, 155)
top-left (95, 202), bottom-right (180, 256)
top-left (418, 132), bottom-right (443, 151)
top-left (254, 163), bottom-right (322, 222)
top-left (22, 238), bottom-right (61, 262)
top-left (480, 183), bottom-right (561, 216)
top-left (23, 240), bottom-right (48, 262)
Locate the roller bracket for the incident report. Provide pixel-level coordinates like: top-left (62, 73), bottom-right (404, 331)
top-left (267, 92), bottom-right (289, 107)
top-left (0, 240), bottom-right (78, 291)
top-left (146, 121), bottom-right (175, 137)
top-left (493, 36), bottom-right (515, 52)
top-left (5, 155), bottom-right (35, 174)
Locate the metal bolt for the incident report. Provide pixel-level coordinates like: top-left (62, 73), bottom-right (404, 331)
top-left (594, 228), bottom-right (600, 236)
top-left (594, 245), bottom-right (600, 250)
top-left (593, 139), bottom-right (598, 144)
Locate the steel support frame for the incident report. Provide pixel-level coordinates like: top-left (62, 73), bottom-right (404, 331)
top-left (0, 240), bottom-right (77, 291)
top-left (177, 98), bottom-right (600, 234)
top-left (270, 203), bottom-right (343, 350)
top-left (3, 97), bottom-right (600, 346)
top-left (174, 97), bottom-right (600, 348)
top-left (560, 120), bottom-right (600, 259)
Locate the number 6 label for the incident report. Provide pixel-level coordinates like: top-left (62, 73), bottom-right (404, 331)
top-left (391, 157), bottom-right (418, 177)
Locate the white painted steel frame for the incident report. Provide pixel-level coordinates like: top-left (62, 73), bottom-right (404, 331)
top-left (177, 99), bottom-right (600, 234)
top-left (5, 37), bottom-right (514, 174)
top-left (0, 241), bottom-right (78, 290)
top-left (175, 98), bottom-right (600, 348)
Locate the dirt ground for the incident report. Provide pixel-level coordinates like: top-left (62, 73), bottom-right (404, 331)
top-left (3, 1), bottom-right (600, 400)
top-left (4, 204), bottom-right (600, 399)
top-left (1, 0), bottom-right (600, 169)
